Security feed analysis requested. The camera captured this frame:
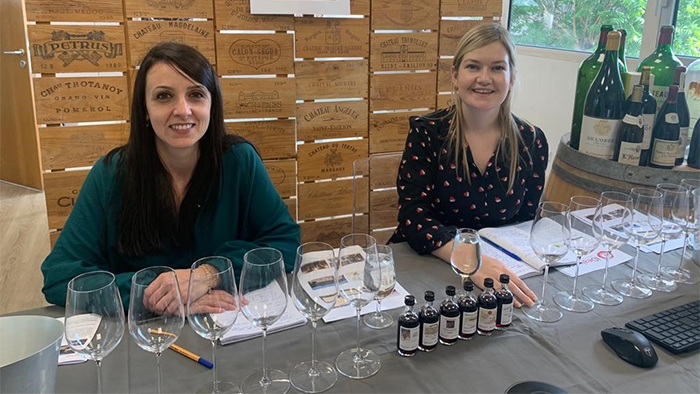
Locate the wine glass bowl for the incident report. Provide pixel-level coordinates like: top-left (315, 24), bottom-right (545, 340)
top-left (661, 178), bottom-right (700, 284)
top-left (363, 245), bottom-right (396, 330)
top-left (450, 228), bottom-right (482, 292)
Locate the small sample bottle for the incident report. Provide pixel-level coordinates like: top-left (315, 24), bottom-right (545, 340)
top-left (419, 291), bottom-right (439, 352)
top-left (397, 295), bottom-right (420, 357)
top-left (439, 285), bottom-right (460, 345)
top-left (458, 280), bottom-right (478, 340)
top-left (495, 274), bottom-right (514, 330)
top-left (477, 278), bottom-right (498, 336)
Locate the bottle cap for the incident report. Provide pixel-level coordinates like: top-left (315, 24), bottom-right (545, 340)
top-left (405, 295), bottom-right (416, 306)
top-left (445, 285), bottom-right (456, 296)
top-left (605, 31), bottom-right (621, 51)
top-left (599, 25), bottom-right (613, 44)
top-left (658, 25), bottom-right (674, 46)
top-left (673, 66), bottom-right (687, 86)
top-left (667, 85), bottom-right (679, 103)
top-left (499, 274), bottom-right (510, 284)
top-left (463, 280), bottom-right (474, 292)
top-left (484, 278), bottom-right (494, 288)
top-left (631, 85), bottom-right (644, 102)
top-left (424, 291), bottom-right (435, 302)
top-left (641, 66), bottom-right (652, 85)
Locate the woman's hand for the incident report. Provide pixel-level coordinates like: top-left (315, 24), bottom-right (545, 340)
top-left (144, 268), bottom-right (206, 315)
top-left (472, 255), bottom-right (537, 308)
top-left (188, 290), bottom-right (239, 315)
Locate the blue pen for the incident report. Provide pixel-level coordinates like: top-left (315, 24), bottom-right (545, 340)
top-left (170, 344), bottom-right (214, 369)
top-left (482, 237), bottom-right (524, 262)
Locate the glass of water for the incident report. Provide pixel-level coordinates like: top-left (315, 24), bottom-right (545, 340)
top-left (363, 245), bottom-right (396, 330)
top-left (450, 228), bottom-right (482, 292)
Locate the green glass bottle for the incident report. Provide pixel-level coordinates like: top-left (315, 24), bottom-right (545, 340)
top-left (613, 85), bottom-right (645, 165)
top-left (675, 67), bottom-right (690, 165)
top-left (637, 25), bottom-right (683, 111)
top-left (638, 67), bottom-right (657, 166)
top-left (618, 29), bottom-right (628, 74)
top-left (649, 85), bottom-right (680, 169)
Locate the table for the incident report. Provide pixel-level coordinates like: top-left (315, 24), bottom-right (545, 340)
top-left (20, 242), bottom-right (700, 394)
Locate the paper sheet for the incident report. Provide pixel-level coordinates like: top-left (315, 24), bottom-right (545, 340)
top-left (558, 247), bottom-right (633, 277)
top-left (56, 314), bottom-right (101, 365)
top-left (323, 282), bottom-right (410, 323)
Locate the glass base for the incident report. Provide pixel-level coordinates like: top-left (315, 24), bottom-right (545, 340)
top-left (581, 285), bottom-right (623, 306)
top-left (335, 348), bottom-right (380, 380)
top-left (611, 278), bottom-right (652, 299)
top-left (637, 273), bottom-right (678, 292)
top-left (241, 369), bottom-right (289, 394)
top-left (660, 266), bottom-right (700, 285)
top-left (522, 301), bottom-right (562, 323)
top-left (553, 291), bottom-right (594, 313)
top-left (289, 361), bottom-right (337, 394)
top-left (194, 381), bottom-right (240, 394)
top-left (362, 312), bottom-right (393, 330)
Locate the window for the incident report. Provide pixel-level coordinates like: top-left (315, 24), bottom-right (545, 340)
top-left (673, 0), bottom-right (700, 57)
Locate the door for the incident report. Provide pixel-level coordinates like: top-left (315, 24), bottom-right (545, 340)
top-left (1, 0), bottom-right (43, 189)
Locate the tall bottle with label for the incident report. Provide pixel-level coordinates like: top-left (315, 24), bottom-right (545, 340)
top-left (639, 67), bottom-right (657, 166)
top-left (618, 29), bottom-right (628, 74)
top-left (397, 295), bottom-right (420, 357)
top-left (458, 281), bottom-right (478, 340)
top-left (687, 119), bottom-right (699, 169)
top-left (418, 291), bottom-right (439, 352)
top-left (675, 67), bottom-right (690, 165)
top-left (649, 85), bottom-right (681, 169)
top-left (438, 286), bottom-right (460, 345)
top-left (686, 57), bottom-right (700, 131)
top-left (495, 274), bottom-right (514, 330)
top-left (637, 25), bottom-right (683, 111)
top-left (613, 85), bottom-right (645, 166)
top-left (579, 31), bottom-right (626, 160)
top-left (477, 278), bottom-right (498, 336)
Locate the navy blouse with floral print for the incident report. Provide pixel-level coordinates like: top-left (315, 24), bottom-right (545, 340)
top-left (388, 108), bottom-right (549, 255)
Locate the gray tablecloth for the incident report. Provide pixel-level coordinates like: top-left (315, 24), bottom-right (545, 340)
top-left (21, 242), bottom-right (700, 394)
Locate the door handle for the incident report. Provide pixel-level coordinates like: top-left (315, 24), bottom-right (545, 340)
top-left (3, 49), bottom-right (25, 56)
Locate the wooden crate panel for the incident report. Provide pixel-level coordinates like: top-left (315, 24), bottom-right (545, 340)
top-left (28, 25), bottom-right (127, 73)
top-left (50, 231), bottom-right (60, 248)
top-left (369, 73), bottom-right (436, 111)
top-left (294, 17), bottom-right (369, 58)
top-left (25, 0), bottom-right (124, 22)
top-left (228, 120), bottom-right (295, 160)
top-left (33, 76), bottom-right (129, 124)
top-left (370, 154), bottom-right (402, 189)
top-left (220, 77), bottom-right (295, 119)
top-left (127, 20), bottom-right (215, 67)
top-left (124, 0), bottom-right (213, 18)
top-left (215, 0), bottom-right (294, 31)
top-left (370, 33), bottom-right (438, 72)
top-left (298, 178), bottom-right (368, 220)
top-left (371, 228), bottom-right (394, 245)
top-left (441, 0), bottom-right (501, 17)
top-left (40, 124), bottom-right (129, 170)
top-left (371, 0), bottom-right (439, 30)
top-left (370, 189), bottom-right (399, 230)
top-left (297, 100), bottom-right (368, 141)
top-left (300, 216), bottom-right (369, 248)
top-left (437, 93), bottom-right (458, 110)
top-left (216, 33), bottom-right (294, 76)
top-left (284, 198), bottom-right (297, 222)
top-left (44, 170), bottom-right (89, 230)
top-left (263, 159), bottom-right (296, 198)
top-left (439, 19), bottom-right (494, 56)
top-left (351, 0), bottom-right (370, 15)
top-left (437, 58), bottom-right (454, 92)
top-left (295, 60), bottom-right (368, 100)
top-left (298, 140), bottom-right (368, 182)
top-left (370, 111), bottom-right (428, 154)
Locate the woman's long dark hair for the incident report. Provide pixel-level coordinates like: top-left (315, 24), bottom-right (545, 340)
top-left (107, 42), bottom-right (244, 257)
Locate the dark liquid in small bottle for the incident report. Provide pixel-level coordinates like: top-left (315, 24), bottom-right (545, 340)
top-left (477, 279), bottom-right (498, 336)
top-left (458, 282), bottom-right (478, 340)
top-left (439, 286), bottom-right (460, 345)
top-left (419, 291), bottom-right (439, 352)
top-left (397, 295), bottom-right (420, 357)
top-left (496, 274), bottom-right (514, 330)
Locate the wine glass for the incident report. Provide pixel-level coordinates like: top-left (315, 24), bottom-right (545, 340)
top-left (450, 228), bottom-right (482, 295)
top-left (582, 191), bottom-right (632, 306)
top-left (129, 266), bottom-right (185, 394)
top-left (523, 202), bottom-right (570, 323)
top-left (188, 257), bottom-right (240, 394)
top-left (240, 247), bottom-right (290, 394)
top-left (65, 271), bottom-right (125, 394)
top-left (611, 188), bottom-right (664, 299)
top-left (363, 245), bottom-right (396, 330)
top-left (335, 233), bottom-right (382, 380)
top-left (290, 242), bottom-right (339, 394)
top-left (661, 178), bottom-right (700, 284)
top-left (638, 184), bottom-right (686, 292)
top-left (554, 196), bottom-right (602, 313)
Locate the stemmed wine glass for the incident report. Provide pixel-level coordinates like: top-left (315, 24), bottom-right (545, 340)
top-left (129, 266), bottom-right (185, 394)
top-left (611, 188), bottom-right (664, 299)
top-left (188, 257), bottom-right (240, 394)
top-left (661, 178), bottom-right (700, 284)
top-left (335, 233), bottom-right (382, 380)
top-left (240, 248), bottom-right (290, 394)
top-left (554, 196), bottom-right (602, 313)
top-left (363, 245), bottom-right (396, 330)
top-left (450, 228), bottom-right (482, 294)
top-left (290, 242), bottom-right (339, 393)
top-left (582, 191), bottom-right (632, 306)
top-left (65, 271), bottom-right (125, 394)
top-left (523, 202), bottom-right (570, 323)
top-left (638, 184), bottom-right (687, 292)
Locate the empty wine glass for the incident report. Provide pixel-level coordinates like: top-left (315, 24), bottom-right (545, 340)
top-left (661, 178), bottom-right (700, 284)
top-left (188, 257), bottom-right (240, 394)
top-left (335, 233), bottom-right (382, 380)
top-left (554, 196), bottom-right (602, 313)
top-left (290, 242), bottom-right (339, 394)
top-left (363, 245), bottom-right (396, 330)
top-left (240, 248), bottom-right (290, 394)
top-left (65, 271), bottom-right (125, 394)
top-left (611, 188), bottom-right (664, 299)
top-left (129, 266), bottom-right (185, 394)
top-left (523, 202), bottom-right (570, 323)
top-left (450, 228), bottom-right (482, 295)
top-left (582, 191), bottom-right (632, 306)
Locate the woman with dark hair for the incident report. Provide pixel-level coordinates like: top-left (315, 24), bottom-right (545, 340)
top-left (41, 43), bottom-right (300, 309)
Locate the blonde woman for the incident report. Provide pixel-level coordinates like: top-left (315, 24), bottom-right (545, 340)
top-left (389, 24), bottom-right (547, 307)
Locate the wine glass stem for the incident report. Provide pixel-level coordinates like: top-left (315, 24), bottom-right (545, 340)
top-left (677, 232), bottom-right (689, 270)
top-left (261, 328), bottom-right (270, 386)
top-left (655, 238), bottom-right (667, 276)
top-left (212, 340), bottom-right (219, 394)
top-left (355, 307), bottom-right (361, 355)
top-left (96, 359), bottom-right (103, 394)
top-left (541, 264), bottom-right (550, 306)
top-left (156, 352), bottom-right (163, 394)
top-left (310, 320), bottom-right (318, 376)
top-left (601, 250), bottom-right (611, 289)
top-left (375, 298), bottom-right (382, 317)
top-left (572, 255), bottom-right (582, 295)
top-left (631, 244), bottom-right (641, 284)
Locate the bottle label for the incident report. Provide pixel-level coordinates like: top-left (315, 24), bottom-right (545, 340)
top-left (651, 138), bottom-right (678, 166)
top-left (677, 126), bottom-right (689, 159)
top-left (439, 316), bottom-right (459, 340)
top-left (642, 113), bottom-right (654, 149)
top-left (422, 322), bottom-right (439, 346)
top-left (580, 116), bottom-right (622, 159)
top-left (399, 326), bottom-right (419, 351)
top-left (623, 114), bottom-right (643, 127)
top-left (618, 141), bottom-right (642, 165)
top-left (461, 311), bottom-right (477, 335)
top-left (499, 303), bottom-right (513, 325)
top-left (651, 85), bottom-right (669, 113)
top-left (478, 307), bottom-right (496, 331)
top-left (665, 113), bottom-right (679, 124)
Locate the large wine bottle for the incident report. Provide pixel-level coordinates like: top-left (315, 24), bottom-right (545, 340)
top-left (579, 31), bottom-right (626, 160)
top-left (639, 67), bottom-right (657, 166)
top-left (649, 85), bottom-right (680, 169)
top-left (688, 117), bottom-right (699, 169)
top-left (613, 85), bottom-right (645, 165)
top-left (675, 67), bottom-right (690, 165)
top-left (637, 25), bottom-right (683, 111)
top-left (618, 29), bottom-right (628, 74)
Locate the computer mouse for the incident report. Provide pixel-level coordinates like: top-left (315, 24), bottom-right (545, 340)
top-left (601, 327), bottom-right (658, 368)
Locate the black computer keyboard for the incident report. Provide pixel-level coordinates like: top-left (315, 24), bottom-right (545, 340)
top-left (625, 300), bottom-right (700, 354)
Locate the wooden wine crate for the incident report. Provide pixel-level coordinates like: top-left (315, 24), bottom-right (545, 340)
top-left (227, 120), bottom-right (295, 160)
top-left (124, 0), bottom-right (213, 19)
top-left (40, 123), bottom-right (129, 171)
top-left (371, 0), bottom-right (440, 30)
top-left (216, 33), bottom-right (294, 76)
top-left (50, 231), bottom-right (60, 248)
top-left (296, 100), bottom-right (368, 141)
top-left (28, 25), bottom-right (127, 73)
top-left (214, 0), bottom-right (294, 31)
top-left (370, 189), bottom-right (399, 230)
top-left (220, 77), bottom-right (295, 119)
top-left (295, 60), bottom-right (368, 100)
top-left (440, 0), bottom-right (502, 17)
top-left (283, 198), bottom-right (297, 222)
top-left (369, 72), bottom-right (436, 111)
top-left (298, 178), bottom-right (369, 221)
top-left (369, 111), bottom-right (429, 154)
top-left (369, 154), bottom-right (402, 189)
top-left (350, 0), bottom-right (370, 15)
top-left (263, 159), bottom-right (297, 199)
top-left (294, 17), bottom-right (369, 59)
top-left (25, 0), bottom-right (124, 22)
top-left (126, 20), bottom-right (216, 67)
top-left (371, 228), bottom-right (394, 245)
top-left (369, 32), bottom-right (438, 72)
top-left (33, 76), bottom-right (129, 124)
top-left (437, 93), bottom-right (458, 109)
top-left (437, 58), bottom-right (454, 93)
top-left (439, 18), bottom-right (494, 56)
top-left (44, 169), bottom-right (89, 230)
top-left (300, 216), bottom-right (369, 248)
top-left (297, 140), bottom-right (369, 182)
